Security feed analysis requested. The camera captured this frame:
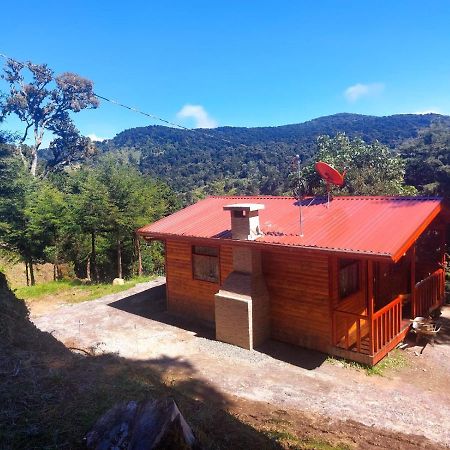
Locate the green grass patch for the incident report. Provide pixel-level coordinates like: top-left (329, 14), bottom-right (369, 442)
top-left (265, 429), bottom-right (352, 449)
top-left (15, 279), bottom-right (75, 299)
top-left (365, 350), bottom-right (409, 376)
top-left (15, 276), bottom-right (154, 303)
top-left (326, 349), bottom-right (409, 377)
top-left (325, 356), bottom-right (366, 371)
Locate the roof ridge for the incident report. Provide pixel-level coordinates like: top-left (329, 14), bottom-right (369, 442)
top-left (208, 195), bottom-right (443, 201)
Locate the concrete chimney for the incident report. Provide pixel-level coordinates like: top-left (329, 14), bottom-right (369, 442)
top-left (223, 203), bottom-right (264, 241)
top-left (215, 203), bottom-right (270, 350)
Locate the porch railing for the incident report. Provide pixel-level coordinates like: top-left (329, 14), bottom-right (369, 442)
top-left (371, 295), bottom-right (402, 355)
top-left (415, 268), bottom-right (445, 317)
top-left (334, 268), bottom-right (446, 357)
top-left (333, 310), bottom-right (369, 353)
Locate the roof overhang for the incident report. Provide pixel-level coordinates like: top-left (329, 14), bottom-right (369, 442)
top-left (391, 202), bottom-right (443, 262)
top-left (137, 230), bottom-right (396, 262)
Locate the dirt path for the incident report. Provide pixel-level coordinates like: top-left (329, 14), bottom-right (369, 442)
top-left (31, 279), bottom-right (450, 448)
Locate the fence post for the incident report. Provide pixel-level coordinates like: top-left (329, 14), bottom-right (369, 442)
top-left (410, 245), bottom-right (416, 318)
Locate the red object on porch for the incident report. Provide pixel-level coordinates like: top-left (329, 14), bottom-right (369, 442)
top-left (138, 196), bottom-right (443, 262)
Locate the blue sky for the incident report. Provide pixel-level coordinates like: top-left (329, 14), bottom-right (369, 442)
top-left (2, 1), bottom-right (450, 143)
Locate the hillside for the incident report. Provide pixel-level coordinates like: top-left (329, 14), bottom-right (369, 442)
top-left (98, 113), bottom-right (450, 200)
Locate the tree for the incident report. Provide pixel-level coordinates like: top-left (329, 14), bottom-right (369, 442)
top-left (0, 59), bottom-right (99, 177)
top-left (25, 182), bottom-right (67, 280)
top-left (0, 142), bottom-right (40, 284)
top-left (298, 133), bottom-right (417, 196)
top-left (399, 123), bottom-right (450, 198)
top-left (68, 170), bottom-right (117, 282)
top-left (95, 158), bottom-right (174, 279)
top-left (44, 122), bottom-right (97, 176)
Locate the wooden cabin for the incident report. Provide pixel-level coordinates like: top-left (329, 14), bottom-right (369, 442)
top-left (138, 196), bottom-right (448, 365)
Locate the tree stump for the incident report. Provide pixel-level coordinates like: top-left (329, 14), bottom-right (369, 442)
top-left (85, 397), bottom-right (198, 449)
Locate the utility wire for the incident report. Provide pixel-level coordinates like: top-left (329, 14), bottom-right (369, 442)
top-left (0, 52), bottom-right (243, 147)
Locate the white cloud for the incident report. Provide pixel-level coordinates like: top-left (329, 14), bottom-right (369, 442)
top-left (176, 104), bottom-right (218, 128)
top-left (344, 83), bottom-right (385, 102)
top-left (87, 133), bottom-right (107, 142)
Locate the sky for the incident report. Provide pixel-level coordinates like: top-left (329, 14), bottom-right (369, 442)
top-left (1, 0), bottom-right (450, 143)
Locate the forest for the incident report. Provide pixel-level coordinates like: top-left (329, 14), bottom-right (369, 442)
top-left (99, 112), bottom-right (450, 201)
top-left (0, 58), bottom-right (449, 286)
top-left (0, 59), bottom-right (179, 285)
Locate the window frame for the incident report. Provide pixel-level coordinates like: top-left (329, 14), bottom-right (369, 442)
top-left (338, 258), bottom-right (361, 300)
top-left (191, 245), bottom-right (220, 284)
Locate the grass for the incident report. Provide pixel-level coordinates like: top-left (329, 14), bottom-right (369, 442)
top-left (14, 276), bottom-right (154, 303)
top-left (365, 350), bottom-right (409, 376)
top-left (326, 349), bottom-right (409, 376)
top-left (265, 429), bottom-right (352, 450)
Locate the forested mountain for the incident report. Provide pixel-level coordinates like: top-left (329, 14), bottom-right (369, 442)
top-left (98, 113), bottom-right (450, 200)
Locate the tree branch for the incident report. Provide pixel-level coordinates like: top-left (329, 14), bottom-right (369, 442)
top-left (20, 122), bottom-right (33, 144)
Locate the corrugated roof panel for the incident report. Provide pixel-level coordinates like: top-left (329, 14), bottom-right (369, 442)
top-left (138, 196), bottom-right (443, 260)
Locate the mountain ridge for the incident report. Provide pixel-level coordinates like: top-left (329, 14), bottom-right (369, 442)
top-left (97, 112), bottom-right (450, 200)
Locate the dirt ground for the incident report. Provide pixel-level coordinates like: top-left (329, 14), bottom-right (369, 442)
top-left (1, 259), bottom-right (55, 287)
top-left (30, 278), bottom-right (450, 449)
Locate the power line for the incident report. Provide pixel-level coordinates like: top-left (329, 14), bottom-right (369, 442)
top-left (0, 52), bottom-right (243, 147)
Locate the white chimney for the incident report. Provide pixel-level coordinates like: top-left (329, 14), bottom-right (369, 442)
top-left (223, 203), bottom-right (264, 240)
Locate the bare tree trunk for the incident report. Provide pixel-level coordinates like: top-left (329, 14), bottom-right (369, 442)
top-left (86, 256), bottom-right (91, 281)
top-left (117, 239), bottom-right (122, 279)
top-left (137, 236), bottom-right (143, 277)
top-left (91, 231), bottom-right (98, 282)
top-left (53, 264), bottom-right (57, 281)
top-left (25, 261), bottom-right (29, 286)
top-left (29, 259), bottom-right (35, 286)
top-left (30, 128), bottom-right (43, 178)
top-left (30, 150), bottom-right (38, 177)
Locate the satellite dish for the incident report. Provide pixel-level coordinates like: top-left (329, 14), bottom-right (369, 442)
top-left (315, 161), bottom-right (346, 187)
top-left (314, 161), bottom-right (347, 208)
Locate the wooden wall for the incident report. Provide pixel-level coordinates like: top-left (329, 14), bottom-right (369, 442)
top-left (261, 250), bottom-right (331, 353)
top-left (165, 240), bottom-right (233, 324)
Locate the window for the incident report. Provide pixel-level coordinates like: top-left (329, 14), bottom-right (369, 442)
top-left (339, 259), bottom-right (360, 299)
top-left (192, 246), bottom-right (219, 283)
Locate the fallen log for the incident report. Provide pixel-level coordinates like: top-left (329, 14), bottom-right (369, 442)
top-left (85, 397), bottom-right (198, 449)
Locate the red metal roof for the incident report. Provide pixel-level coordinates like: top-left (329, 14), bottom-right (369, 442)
top-left (138, 196), bottom-right (443, 261)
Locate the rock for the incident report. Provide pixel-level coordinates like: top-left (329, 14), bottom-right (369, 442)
top-left (113, 278), bottom-right (125, 286)
top-left (85, 397), bottom-right (198, 449)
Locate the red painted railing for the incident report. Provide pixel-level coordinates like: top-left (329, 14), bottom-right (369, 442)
top-left (371, 295), bottom-right (402, 355)
top-left (415, 269), bottom-right (445, 317)
top-left (334, 269), bottom-right (446, 357)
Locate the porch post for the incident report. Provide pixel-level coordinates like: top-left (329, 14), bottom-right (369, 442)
top-left (367, 260), bottom-right (374, 355)
top-left (410, 244), bottom-right (416, 318)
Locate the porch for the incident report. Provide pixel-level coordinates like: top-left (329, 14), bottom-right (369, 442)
top-left (332, 267), bottom-right (445, 366)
